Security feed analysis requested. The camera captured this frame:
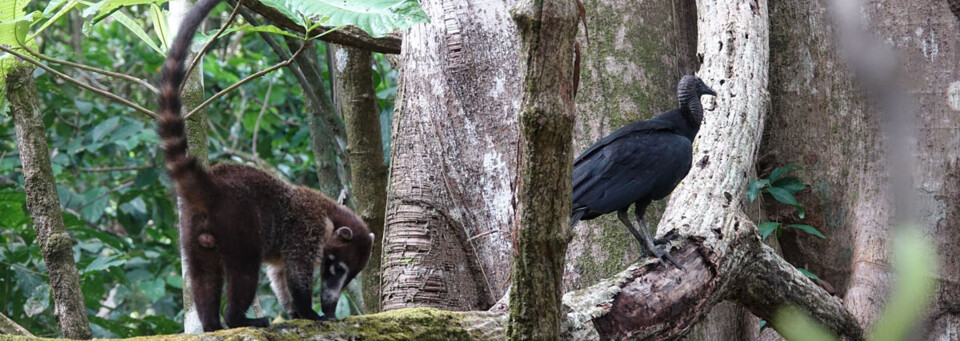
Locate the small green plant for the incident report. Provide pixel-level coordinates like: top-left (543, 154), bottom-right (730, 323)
top-left (748, 164), bottom-right (825, 241)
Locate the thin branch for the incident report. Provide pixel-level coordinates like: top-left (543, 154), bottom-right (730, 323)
top-left (0, 311), bottom-right (34, 336)
top-left (251, 80), bottom-right (274, 156)
top-left (184, 41), bottom-right (308, 120)
top-left (0, 45), bottom-right (160, 120)
top-left (80, 164), bottom-right (154, 173)
top-left (183, 0), bottom-right (243, 86)
top-left (76, 180), bottom-right (135, 211)
top-left (237, 6), bottom-right (325, 110)
top-left (21, 46), bottom-right (159, 94)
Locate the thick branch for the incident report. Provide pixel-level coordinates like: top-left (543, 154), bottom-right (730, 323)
top-left (237, 0), bottom-right (402, 54)
top-left (735, 245), bottom-right (863, 339)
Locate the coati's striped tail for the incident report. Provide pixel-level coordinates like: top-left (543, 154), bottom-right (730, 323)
top-left (157, 0), bottom-right (223, 210)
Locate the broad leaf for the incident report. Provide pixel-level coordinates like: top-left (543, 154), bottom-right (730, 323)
top-left (150, 3), bottom-right (170, 50)
top-left (194, 24), bottom-right (301, 49)
top-left (83, 254), bottom-right (127, 273)
top-left (747, 179), bottom-right (769, 202)
top-left (787, 224), bottom-right (826, 239)
top-left (29, 0), bottom-right (80, 40)
top-left (765, 187), bottom-right (798, 206)
top-left (757, 222), bottom-right (780, 241)
top-left (772, 177), bottom-right (805, 194)
top-left (110, 10), bottom-right (164, 55)
top-left (769, 163), bottom-right (800, 181)
top-left (263, 0), bottom-right (430, 38)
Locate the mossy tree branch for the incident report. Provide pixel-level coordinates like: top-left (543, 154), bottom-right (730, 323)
top-left (508, 0), bottom-right (579, 339)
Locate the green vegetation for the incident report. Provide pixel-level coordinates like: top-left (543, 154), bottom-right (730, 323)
top-left (0, 0), bottom-right (414, 337)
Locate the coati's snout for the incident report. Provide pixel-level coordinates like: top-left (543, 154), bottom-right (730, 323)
top-left (319, 226), bottom-right (374, 318)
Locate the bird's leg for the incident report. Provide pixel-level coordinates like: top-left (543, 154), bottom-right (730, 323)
top-left (653, 229), bottom-right (682, 245)
top-left (629, 207), bottom-right (685, 271)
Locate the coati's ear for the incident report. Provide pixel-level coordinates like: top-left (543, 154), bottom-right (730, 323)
top-left (336, 226), bottom-right (353, 241)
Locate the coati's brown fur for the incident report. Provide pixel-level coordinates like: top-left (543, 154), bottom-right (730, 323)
top-left (156, 0), bottom-right (373, 331)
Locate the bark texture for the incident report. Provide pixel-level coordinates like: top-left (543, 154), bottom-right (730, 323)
top-left (856, 0), bottom-right (960, 337)
top-left (507, 0), bottom-right (578, 339)
top-left (334, 44), bottom-right (388, 313)
top-left (7, 65), bottom-right (92, 339)
top-left (381, 0), bottom-right (520, 311)
top-left (765, 0), bottom-right (891, 329)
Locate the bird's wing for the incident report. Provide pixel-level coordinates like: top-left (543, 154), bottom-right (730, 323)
top-left (572, 132), bottom-right (693, 214)
top-left (574, 119), bottom-right (675, 166)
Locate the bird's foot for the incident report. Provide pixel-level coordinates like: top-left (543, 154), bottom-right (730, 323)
top-left (649, 245), bottom-right (685, 271)
top-left (652, 230), bottom-right (682, 246)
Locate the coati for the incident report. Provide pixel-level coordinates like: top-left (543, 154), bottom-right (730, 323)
top-left (156, 0), bottom-right (373, 332)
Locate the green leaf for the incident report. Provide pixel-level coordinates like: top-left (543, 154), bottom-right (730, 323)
top-left (0, 0), bottom-right (39, 52)
top-left (165, 274), bottom-right (183, 289)
top-left (765, 187), bottom-right (798, 206)
top-left (258, 0), bottom-right (305, 27)
top-left (787, 224), bottom-right (826, 239)
top-left (769, 163), bottom-right (800, 181)
top-left (757, 222), bottom-right (780, 241)
top-left (264, 0), bottom-right (430, 38)
top-left (83, 254), bottom-right (126, 273)
top-left (80, 188), bottom-right (109, 222)
top-left (28, 0), bottom-right (80, 41)
top-left (91, 116), bottom-right (120, 141)
top-left (796, 267), bottom-right (821, 281)
top-left (83, 0), bottom-right (162, 22)
top-left (797, 205), bottom-right (806, 219)
top-left (772, 177), bottom-right (804, 194)
top-left (141, 277), bottom-right (166, 302)
top-left (23, 283), bottom-right (50, 317)
top-left (150, 3), bottom-right (170, 50)
top-left (747, 179), bottom-right (768, 202)
top-left (193, 24), bottom-right (301, 49)
top-left (111, 10), bottom-right (164, 55)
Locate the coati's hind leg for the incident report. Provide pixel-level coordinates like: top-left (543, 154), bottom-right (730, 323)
top-left (222, 240), bottom-right (269, 328)
top-left (266, 263), bottom-right (298, 319)
top-left (284, 259), bottom-right (325, 320)
top-left (188, 244), bottom-right (224, 332)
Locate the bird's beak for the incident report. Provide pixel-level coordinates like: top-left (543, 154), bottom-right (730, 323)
top-left (703, 85), bottom-right (717, 96)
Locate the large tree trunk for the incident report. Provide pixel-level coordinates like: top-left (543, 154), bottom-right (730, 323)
top-left (764, 0), bottom-right (892, 329)
top-left (333, 44), bottom-right (388, 314)
top-left (7, 65), bottom-right (93, 340)
top-left (380, 0), bottom-right (520, 311)
top-left (507, 0), bottom-right (578, 338)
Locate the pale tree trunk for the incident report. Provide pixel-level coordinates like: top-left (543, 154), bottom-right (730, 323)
top-left (507, 0), bottom-right (578, 339)
top-left (381, 0), bottom-right (520, 311)
top-left (767, 0), bottom-right (960, 336)
top-left (7, 65), bottom-right (93, 340)
top-left (168, 0), bottom-right (210, 333)
top-left (333, 44), bottom-right (388, 314)
top-left (764, 0), bottom-right (892, 329)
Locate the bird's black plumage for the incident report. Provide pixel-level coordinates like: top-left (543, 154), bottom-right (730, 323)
top-left (571, 76), bottom-right (716, 269)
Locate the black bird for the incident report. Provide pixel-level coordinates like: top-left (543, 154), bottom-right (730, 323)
top-left (571, 76), bottom-right (716, 269)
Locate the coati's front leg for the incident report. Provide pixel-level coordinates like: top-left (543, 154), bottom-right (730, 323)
top-left (267, 264), bottom-right (299, 319)
top-left (284, 259), bottom-right (326, 321)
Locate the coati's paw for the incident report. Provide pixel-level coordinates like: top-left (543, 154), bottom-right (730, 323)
top-left (250, 317), bottom-right (270, 328)
top-left (319, 315), bottom-right (336, 322)
top-left (225, 316), bottom-right (270, 329)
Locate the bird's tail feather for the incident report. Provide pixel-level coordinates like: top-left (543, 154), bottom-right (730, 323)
top-left (570, 208), bottom-right (586, 228)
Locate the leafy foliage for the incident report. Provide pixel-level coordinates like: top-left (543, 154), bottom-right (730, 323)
top-left (260, 0), bottom-right (430, 37)
top-left (748, 164), bottom-right (823, 241)
top-left (1, 1), bottom-right (400, 337)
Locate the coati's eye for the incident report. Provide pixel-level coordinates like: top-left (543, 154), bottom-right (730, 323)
top-left (328, 262), bottom-right (348, 275)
